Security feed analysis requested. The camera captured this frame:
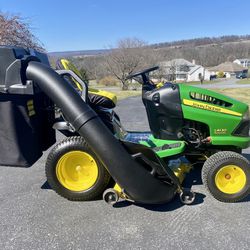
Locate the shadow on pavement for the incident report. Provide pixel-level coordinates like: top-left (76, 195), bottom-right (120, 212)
top-left (243, 153), bottom-right (250, 161)
top-left (42, 153), bottom-right (250, 206)
top-left (41, 181), bottom-right (51, 189)
top-left (183, 166), bottom-right (203, 187)
top-left (113, 192), bottom-right (206, 212)
top-left (241, 195), bottom-right (250, 202)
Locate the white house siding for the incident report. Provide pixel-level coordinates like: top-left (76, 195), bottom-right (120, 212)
top-left (159, 59), bottom-right (211, 82)
top-left (176, 74), bottom-right (187, 81)
top-left (187, 66), bottom-right (211, 82)
top-left (234, 59), bottom-right (250, 68)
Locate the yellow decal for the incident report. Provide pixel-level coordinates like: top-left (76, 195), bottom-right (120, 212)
top-left (28, 110), bottom-right (36, 116)
top-left (214, 128), bottom-right (227, 135)
top-left (27, 99), bottom-right (36, 117)
top-left (27, 100), bottom-right (33, 106)
top-left (183, 99), bottom-right (241, 117)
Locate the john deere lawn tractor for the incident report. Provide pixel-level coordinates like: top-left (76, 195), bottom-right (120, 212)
top-left (44, 59), bottom-right (250, 204)
top-left (0, 46), bottom-right (249, 206)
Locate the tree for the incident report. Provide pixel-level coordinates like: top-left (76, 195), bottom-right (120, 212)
top-left (198, 72), bottom-right (203, 84)
top-left (72, 56), bottom-right (107, 81)
top-left (78, 67), bottom-right (89, 84)
top-left (105, 38), bottom-right (151, 90)
top-left (169, 60), bottom-right (177, 81)
top-left (0, 12), bottom-right (44, 51)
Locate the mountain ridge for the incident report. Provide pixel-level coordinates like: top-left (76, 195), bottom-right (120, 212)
top-left (48, 34), bottom-right (250, 58)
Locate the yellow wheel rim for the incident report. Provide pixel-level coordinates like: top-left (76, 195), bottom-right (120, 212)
top-left (56, 151), bottom-right (98, 192)
top-left (215, 165), bottom-right (247, 194)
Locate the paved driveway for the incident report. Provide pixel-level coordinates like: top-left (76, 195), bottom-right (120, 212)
top-left (0, 96), bottom-right (249, 250)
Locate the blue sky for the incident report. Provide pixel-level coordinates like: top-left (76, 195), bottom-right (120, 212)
top-left (1, 0), bottom-right (250, 52)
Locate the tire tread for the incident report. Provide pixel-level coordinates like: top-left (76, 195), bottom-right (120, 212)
top-left (202, 151), bottom-right (250, 202)
top-left (45, 136), bottom-right (110, 201)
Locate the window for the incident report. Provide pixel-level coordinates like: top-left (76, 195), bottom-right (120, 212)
top-left (176, 74), bottom-right (187, 79)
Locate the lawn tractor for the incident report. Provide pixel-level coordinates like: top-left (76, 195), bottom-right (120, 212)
top-left (0, 46), bottom-right (249, 206)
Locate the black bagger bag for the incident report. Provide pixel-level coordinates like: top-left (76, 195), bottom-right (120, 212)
top-left (0, 93), bottom-right (55, 167)
top-left (0, 46), bottom-right (56, 167)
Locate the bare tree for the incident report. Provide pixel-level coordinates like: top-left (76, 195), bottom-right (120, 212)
top-left (73, 56), bottom-right (108, 80)
top-left (105, 38), bottom-right (152, 90)
top-left (0, 12), bottom-right (44, 51)
top-left (169, 60), bottom-right (177, 81)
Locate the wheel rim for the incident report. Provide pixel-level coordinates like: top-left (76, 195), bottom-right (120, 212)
top-left (56, 151), bottom-right (98, 191)
top-left (215, 165), bottom-right (247, 194)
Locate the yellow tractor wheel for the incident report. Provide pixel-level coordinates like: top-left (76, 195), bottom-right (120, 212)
top-left (202, 151), bottom-right (250, 202)
top-left (46, 136), bottom-right (110, 201)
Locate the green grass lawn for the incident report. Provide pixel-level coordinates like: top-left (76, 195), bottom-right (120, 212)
top-left (236, 78), bottom-right (250, 84)
top-left (114, 88), bottom-right (250, 107)
top-left (90, 82), bottom-right (250, 107)
top-left (184, 80), bottom-right (215, 85)
top-left (113, 90), bottom-right (141, 100)
top-left (211, 88), bottom-right (250, 107)
top-left (89, 82), bottom-right (141, 100)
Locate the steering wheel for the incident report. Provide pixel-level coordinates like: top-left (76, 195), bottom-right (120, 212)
top-left (127, 66), bottom-right (159, 79)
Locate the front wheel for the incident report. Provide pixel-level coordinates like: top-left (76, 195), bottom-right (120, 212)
top-left (46, 136), bottom-right (111, 201)
top-left (202, 151), bottom-right (250, 202)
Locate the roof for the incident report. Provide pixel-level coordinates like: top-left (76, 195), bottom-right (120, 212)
top-left (188, 65), bottom-right (202, 75)
top-left (160, 58), bottom-right (195, 67)
top-left (234, 58), bottom-right (250, 61)
top-left (208, 62), bottom-right (245, 72)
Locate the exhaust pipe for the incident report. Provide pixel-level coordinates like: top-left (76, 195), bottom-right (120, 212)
top-left (26, 61), bottom-right (176, 204)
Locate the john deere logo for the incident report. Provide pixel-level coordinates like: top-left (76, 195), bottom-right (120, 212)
top-left (183, 99), bottom-right (241, 117)
top-left (214, 128), bottom-right (227, 135)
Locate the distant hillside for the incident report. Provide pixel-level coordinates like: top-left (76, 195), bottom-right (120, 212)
top-left (49, 35), bottom-right (250, 59)
top-left (152, 35), bottom-right (250, 67)
top-left (49, 49), bottom-right (110, 58)
top-left (151, 35), bottom-right (250, 49)
top-left (49, 35), bottom-right (250, 78)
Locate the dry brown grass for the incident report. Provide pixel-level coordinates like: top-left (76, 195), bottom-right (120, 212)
top-left (114, 88), bottom-right (250, 106)
top-left (91, 85), bottom-right (250, 106)
top-left (113, 90), bottom-right (141, 100)
top-left (211, 88), bottom-right (250, 107)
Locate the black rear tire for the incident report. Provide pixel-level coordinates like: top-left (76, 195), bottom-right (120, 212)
top-left (202, 151), bottom-right (250, 202)
top-left (46, 136), bottom-right (111, 201)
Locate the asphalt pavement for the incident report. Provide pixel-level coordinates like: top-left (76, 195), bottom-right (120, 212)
top-left (0, 96), bottom-right (250, 250)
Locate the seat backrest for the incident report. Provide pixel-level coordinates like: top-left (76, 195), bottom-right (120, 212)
top-left (56, 58), bottom-right (85, 92)
top-left (56, 58), bottom-right (117, 108)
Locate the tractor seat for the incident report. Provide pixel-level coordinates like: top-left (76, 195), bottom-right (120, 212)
top-left (56, 59), bottom-right (117, 109)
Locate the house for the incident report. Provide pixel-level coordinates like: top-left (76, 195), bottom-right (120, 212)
top-left (187, 65), bottom-right (211, 82)
top-left (208, 61), bottom-right (245, 77)
top-left (233, 59), bottom-right (250, 68)
top-left (159, 59), bottom-right (210, 82)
